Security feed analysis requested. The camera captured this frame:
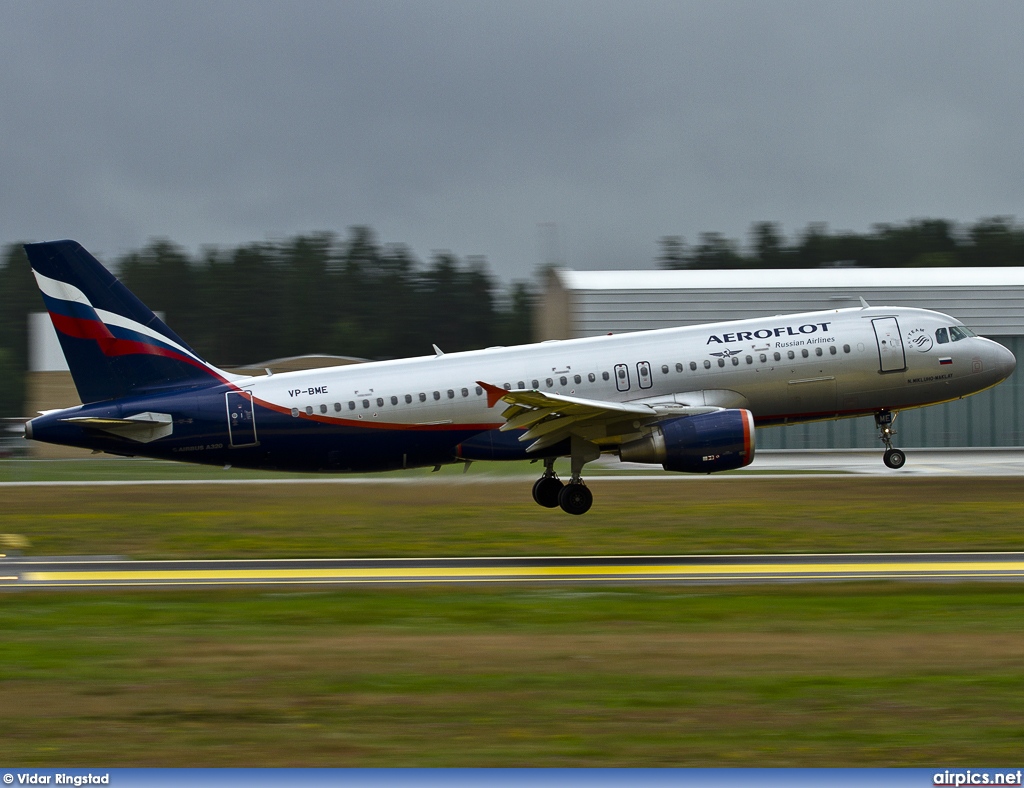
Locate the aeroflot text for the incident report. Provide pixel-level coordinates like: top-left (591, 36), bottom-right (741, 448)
top-left (707, 323), bottom-right (832, 344)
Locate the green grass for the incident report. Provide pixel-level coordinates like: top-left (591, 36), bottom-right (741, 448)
top-left (3, 475), bottom-right (1024, 558)
top-left (4, 461), bottom-right (1024, 765)
top-left (1, 585), bottom-right (1023, 765)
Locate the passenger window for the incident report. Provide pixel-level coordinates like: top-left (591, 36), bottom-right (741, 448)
top-left (774, 352), bottom-right (781, 361)
top-left (448, 390), bottom-right (455, 399)
top-left (349, 401), bottom-right (356, 410)
top-left (676, 363), bottom-right (684, 373)
top-left (334, 402), bottom-right (341, 412)
top-left (517, 381), bottom-right (525, 389)
top-left (717, 358), bottom-right (725, 367)
top-left (531, 380), bottom-right (539, 389)
top-left (815, 347), bottom-right (823, 357)
top-left (320, 404), bottom-right (327, 414)
top-left (546, 378), bottom-right (553, 387)
top-left (829, 346), bottom-right (837, 355)
top-left (434, 391), bottom-right (441, 400)
top-left (377, 398), bottom-right (384, 407)
top-left (419, 393), bottom-right (427, 402)
top-left (561, 376), bottom-right (568, 385)
top-left (760, 354), bottom-right (767, 363)
top-left (475, 386), bottom-right (483, 395)
top-left (291, 408), bottom-right (299, 418)
top-left (662, 364), bottom-right (669, 374)
top-left (788, 351), bottom-right (795, 360)
top-left (390, 396), bottom-right (398, 406)
top-left (602, 371), bottom-right (610, 381)
top-left (574, 374), bottom-right (582, 384)
top-left (503, 383), bottom-right (511, 390)
top-left (843, 344), bottom-right (851, 353)
top-left (704, 360), bottom-right (711, 369)
top-left (746, 355), bottom-right (752, 364)
top-left (731, 357), bottom-right (739, 366)
top-left (362, 400), bottom-right (370, 409)
top-left (405, 394), bottom-right (412, 404)
top-left (462, 388), bottom-right (469, 397)
top-left (588, 373), bottom-right (596, 382)
top-left (690, 362), bottom-right (697, 371)
top-left (801, 349), bottom-right (809, 358)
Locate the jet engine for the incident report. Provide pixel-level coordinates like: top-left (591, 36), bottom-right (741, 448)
top-left (618, 409), bottom-right (755, 473)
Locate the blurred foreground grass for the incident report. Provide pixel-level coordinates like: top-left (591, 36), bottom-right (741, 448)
top-left (1, 584), bottom-right (1023, 765)
top-left (2, 472), bottom-right (1024, 557)
top-left (4, 462), bottom-right (1024, 765)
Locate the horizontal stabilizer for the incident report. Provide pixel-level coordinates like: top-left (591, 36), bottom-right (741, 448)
top-left (61, 412), bottom-right (174, 443)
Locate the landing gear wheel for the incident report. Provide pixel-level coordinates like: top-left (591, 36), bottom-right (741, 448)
top-left (532, 476), bottom-right (564, 508)
top-left (558, 482), bottom-right (593, 515)
top-left (883, 448), bottom-right (906, 469)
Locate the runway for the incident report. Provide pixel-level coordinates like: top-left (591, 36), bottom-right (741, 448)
top-left (3, 552), bottom-right (1024, 588)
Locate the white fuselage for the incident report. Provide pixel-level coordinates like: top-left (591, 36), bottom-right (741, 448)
top-left (242, 306), bottom-right (1015, 432)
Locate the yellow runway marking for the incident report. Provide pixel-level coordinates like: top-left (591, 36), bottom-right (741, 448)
top-left (21, 560), bottom-right (1024, 584)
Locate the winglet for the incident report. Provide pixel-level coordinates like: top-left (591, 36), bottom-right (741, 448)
top-left (476, 381), bottom-right (506, 408)
top-left (859, 296), bottom-right (870, 308)
top-left (432, 344), bottom-right (444, 357)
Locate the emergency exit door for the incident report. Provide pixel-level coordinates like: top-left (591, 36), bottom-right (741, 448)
top-left (872, 317), bottom-right (907, 373)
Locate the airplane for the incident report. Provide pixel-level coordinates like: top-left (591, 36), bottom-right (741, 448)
top-left (23, 239), bottom-right (1017, 515)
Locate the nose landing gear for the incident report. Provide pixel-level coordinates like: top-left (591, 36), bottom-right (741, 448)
top-left (876, 410), bottom-right (906, 469)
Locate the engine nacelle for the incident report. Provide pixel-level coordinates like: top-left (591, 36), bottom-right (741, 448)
top-left (618, 409), bottom-right (756, 473)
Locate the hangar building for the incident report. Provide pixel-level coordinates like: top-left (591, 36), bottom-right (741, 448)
top-left (536, 267), bottom-right (1024, 449)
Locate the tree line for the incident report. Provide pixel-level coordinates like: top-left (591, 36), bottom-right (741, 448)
top-left (0, 227), bottom-right (534, 417)
top-left (3, 216), bottom-right (1024, 418)
top-left (658, 217), bottom-right (1024, 269)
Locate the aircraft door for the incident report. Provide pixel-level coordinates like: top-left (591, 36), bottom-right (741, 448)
top-left (872, 317), bottom-right (907, 373)
top-left (226, 390), bottom-right (258, 447)
top-left (637, 361), bottom-right (653, 389)
top-left (614, 364), bottom-right (631, 392)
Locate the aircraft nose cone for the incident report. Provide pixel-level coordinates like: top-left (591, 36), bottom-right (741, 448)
top-left (991, 341), bottom-right (1015, 382)
top-left (1000, 344), bottom-right (1017, 379)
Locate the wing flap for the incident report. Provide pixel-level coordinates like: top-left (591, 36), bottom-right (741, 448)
top-left (477, 380), bottom-right (724, 454)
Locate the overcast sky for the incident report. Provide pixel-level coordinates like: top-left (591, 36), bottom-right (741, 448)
top-left (3, 1), bottom-right (1023, 280)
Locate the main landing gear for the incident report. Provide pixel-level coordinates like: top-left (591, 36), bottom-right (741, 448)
top-left (531, 439), bottom-right (600, 515)
top-left (875, 410), bottom-right (906, 470)
top-left (532, 458), bottom-right (564, 508)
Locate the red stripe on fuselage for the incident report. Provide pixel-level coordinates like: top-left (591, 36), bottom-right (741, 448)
top-left (253, 396), bottom-right (502, 432)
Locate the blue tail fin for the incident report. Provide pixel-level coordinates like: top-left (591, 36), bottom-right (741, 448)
top-left (25, 240), bottom-right (231, 404)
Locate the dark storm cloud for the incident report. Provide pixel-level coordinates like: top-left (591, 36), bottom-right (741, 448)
top-left (2, 1), bottom-right (1022, 278)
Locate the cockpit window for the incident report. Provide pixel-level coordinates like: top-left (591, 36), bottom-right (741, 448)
top-left (935, 327), bottom-right (948, 344)
top-left (949, 326), bottom-right (974, 342)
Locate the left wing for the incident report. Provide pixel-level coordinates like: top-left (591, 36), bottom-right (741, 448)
top-left (476, 381), bottom-right (719, 453)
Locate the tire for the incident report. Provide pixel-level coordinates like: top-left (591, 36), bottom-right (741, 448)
top-left (558, 482), bottom-right (593, 515)
top-left (883, 448), bottom-right (906, 469)
top-left (532, 476), bottom-right (563, 508)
